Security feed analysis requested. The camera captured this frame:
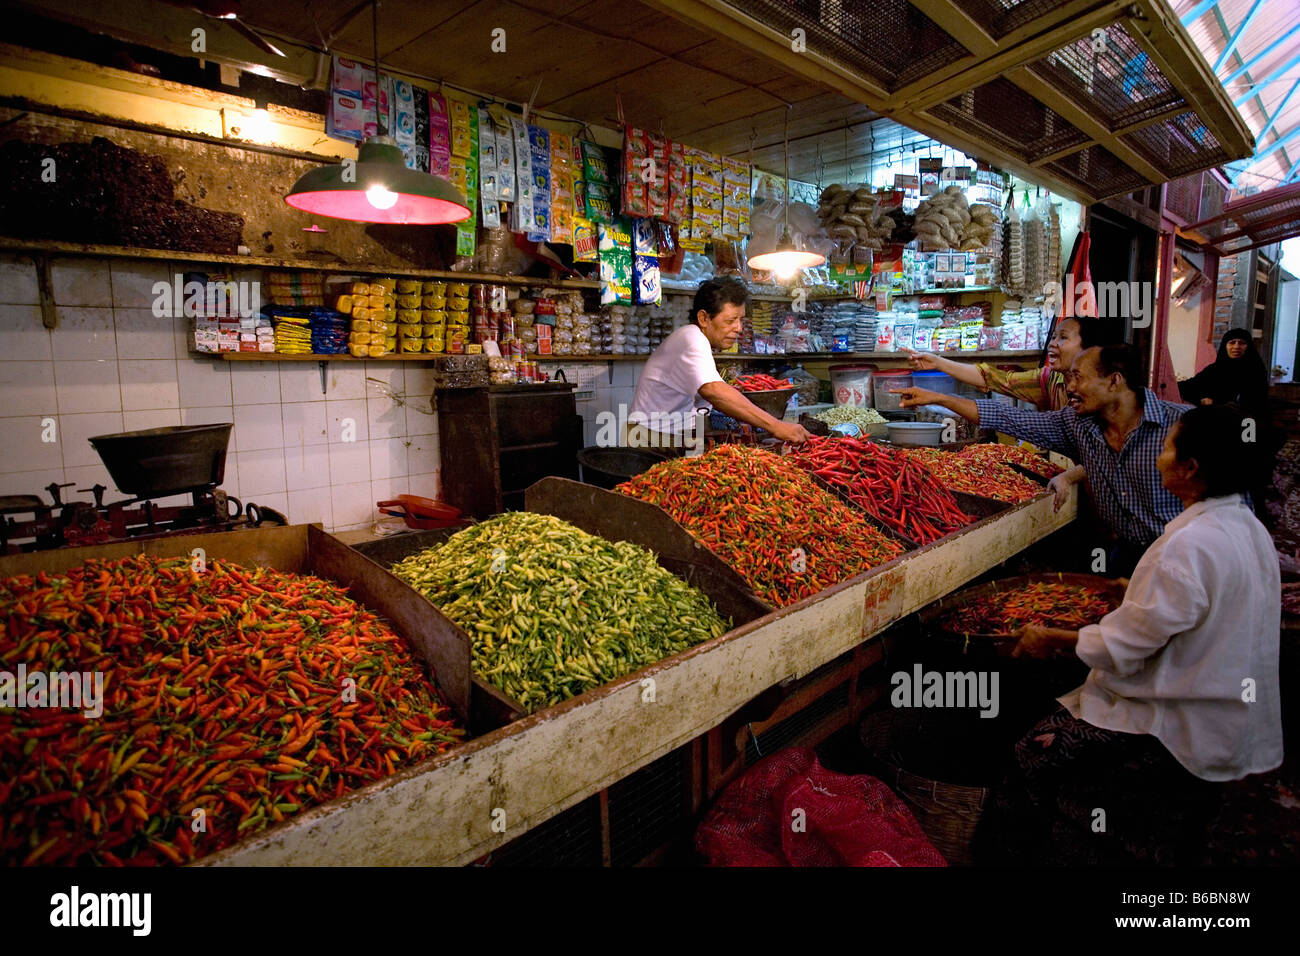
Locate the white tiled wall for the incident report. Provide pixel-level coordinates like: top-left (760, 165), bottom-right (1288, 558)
top-left (0, 256), bottom-right (440, 532)
top-left (547, 361), bottom-right (644, 449)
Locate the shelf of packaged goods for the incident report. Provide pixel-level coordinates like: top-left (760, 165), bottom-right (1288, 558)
top-left (910, 286), bottom-right (1000, 295)
top-left (206, 487), bottom-right (1077, 867)
top-left (533, 350), bottom-right (1041, 363)
top-left (792, 350), bottom-right (1038, 361)
top-left (216, 352), bottom-right (642, 362)
top-left (213, 349), bottom-right (1041, 364)
top-left (660, 286), bottom-right (859, 303)
top-left (0, 238), bottom-right (601, 290)
top-left (662, 286), bottom-right (1000, 300)
top-left (751, 293), bottom-right (861, 302)
top-left (219, 352), bottom-right (442, 361)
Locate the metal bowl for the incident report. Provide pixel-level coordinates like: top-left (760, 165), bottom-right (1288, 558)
top-left (88, 424), bottom-right (233, 497)
top-left (918, 572), bottom-right (1125, 657)
top-left (741, 387), bottom-right (797, 418)
top-left (577, 446), bottom-right (671, 490)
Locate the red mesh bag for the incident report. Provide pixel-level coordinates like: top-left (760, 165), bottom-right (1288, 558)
top-left (696, 747), bottom-right (947, 867)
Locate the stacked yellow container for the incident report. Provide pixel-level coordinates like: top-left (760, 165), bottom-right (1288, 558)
top-left (394, 279), bottom-right (425, 352)
top-left (338, 280), bottom-right (397, 357)
top-left (422, 280), bottom-right (448, 353)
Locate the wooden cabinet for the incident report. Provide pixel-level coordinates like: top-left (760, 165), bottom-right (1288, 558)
top-left (436, 383), bottom-right (582, 518)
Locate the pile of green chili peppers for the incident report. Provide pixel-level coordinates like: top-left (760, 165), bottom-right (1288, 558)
top-left (391, 512), bottom-right (729, 713)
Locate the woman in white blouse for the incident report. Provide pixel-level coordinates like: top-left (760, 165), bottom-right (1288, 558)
top-left (976, 404), bottom-right (1282, 865)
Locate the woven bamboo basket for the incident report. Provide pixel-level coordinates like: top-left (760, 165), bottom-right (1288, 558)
top-left (859, 710), bottom-right (990, 866)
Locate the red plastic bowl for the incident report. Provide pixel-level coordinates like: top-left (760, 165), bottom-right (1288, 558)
top-left (377, 495), bottom-right (463, 530)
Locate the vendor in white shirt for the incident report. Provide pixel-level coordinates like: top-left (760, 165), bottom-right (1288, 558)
top-left (627, 277), bottom-right (811, 453)
top-left (976, 404), bottom-right (1282, 865)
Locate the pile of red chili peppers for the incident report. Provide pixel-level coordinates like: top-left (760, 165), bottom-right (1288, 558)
top-left (0, 554), bottom-right (463, 866)
top-left (904, 447), bottom-right (1044, 505)
top-left (942, 581), bottom-right (1118, 635)
top-left (732, 373), bottom-right (792, 392)
top-left (783, 437), bottom-right (970, 545)
top-left (959, 443), bottom-right (1064, 479)
top-left (616, 444), bottom-right (903, 606)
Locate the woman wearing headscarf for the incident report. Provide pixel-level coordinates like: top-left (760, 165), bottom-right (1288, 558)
top-left (1178, 329), bottom-right (1272, 519)
top-left (1178, 328), bottom-right (1268, 416)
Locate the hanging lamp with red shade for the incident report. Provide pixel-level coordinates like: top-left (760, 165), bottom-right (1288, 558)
top-left (284, 1), bottom-right (470, 225)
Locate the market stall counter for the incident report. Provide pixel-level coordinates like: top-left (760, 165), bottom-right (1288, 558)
top-left (198, 482), bottom-right (1076, 866)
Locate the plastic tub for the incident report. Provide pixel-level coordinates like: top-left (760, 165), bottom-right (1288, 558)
top-left (873, 369), bottom-right (913, 411)
top-left (829, 364), bottom-right (874, 408)
top-left (886, 421), bottom-right (944, 446)
top-left (785, 401), bottom-right (834, 423)
top-left (911, 369), bottom-right (956, 395)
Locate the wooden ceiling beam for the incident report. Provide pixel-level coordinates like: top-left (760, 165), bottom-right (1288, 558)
top-left (1113, 101), bottom-right (1196, 137)
top-left (1032, 141), bottom-right (1093, 167)
top-left (907, 0), bottom-right (998, 58)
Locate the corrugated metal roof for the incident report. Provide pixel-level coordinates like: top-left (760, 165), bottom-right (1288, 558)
top-left (1175, 0), bottom-right (1300, 193)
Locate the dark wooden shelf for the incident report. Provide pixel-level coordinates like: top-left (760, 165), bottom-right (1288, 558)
top-left (0, 238), bottom-right (600, 289)
top-left (499, 441), bottom-right (564, 452)
top-left (438, 387), bottom-right (581, 519)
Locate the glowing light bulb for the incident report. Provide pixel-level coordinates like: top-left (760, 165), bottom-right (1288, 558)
top-left (244, 108), bottom-right (272, 141)
top-left (771, 255), bottom-right (799, 281)
top-left (366, 185), bottom-right (398, 210)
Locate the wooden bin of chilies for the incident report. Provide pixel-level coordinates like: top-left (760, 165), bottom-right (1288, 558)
top-left (0, 523), bottom-right (478, 865)
top-left (884, 570), bottom-right (1128, 859)
top-left (807, 466), bottom-right (1013, 551)
top-left (524, 476), bottom-right (773, 626)
top-left (351, 480), bottom-right (774, 722)
top-left (0, 523), bottom-right (473, 724)
top-left (348, 527), bottom-right (527, 730)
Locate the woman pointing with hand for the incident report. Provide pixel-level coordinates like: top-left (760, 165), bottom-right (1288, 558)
top-left (901, 316), bottom-right (1106, 507)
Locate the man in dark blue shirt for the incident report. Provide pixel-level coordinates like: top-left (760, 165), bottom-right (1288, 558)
top-left (898, 344), bottom-right (1190, 575)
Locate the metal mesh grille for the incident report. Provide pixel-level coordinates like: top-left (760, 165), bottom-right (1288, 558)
top-left (1030, 25), bottom-right (1184, 130)
top-left (1165, 173), bottom-right (1202, 223)
top-left (1228, 195), bottom-right (1300, 226)
top-left (488, 795), bottom-right (602, 867)
top-left (744, 681), bottom-right (851, 764)
top-left (1215, 193), bottom-right (1300, 253)
top-left (607, 748), bottom-right (688, 867)
top-left (952, 0), bottom-right (1070, 39)
top-left (1199, 176), bottom-right (1227, 237)
top-left (1219, 214), bottom-right (1300, 253)
top-left (925, 77), bottom-right (1090, 162)
top-left (725, 0), bottom-right (969, 91)
top-left (1123, 113), bottom-right (1230, 180)
top-left (1043, 144), bottom-right (1151, 199)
